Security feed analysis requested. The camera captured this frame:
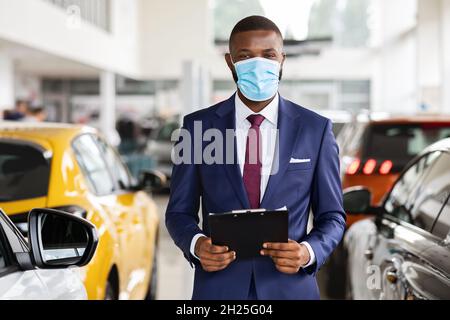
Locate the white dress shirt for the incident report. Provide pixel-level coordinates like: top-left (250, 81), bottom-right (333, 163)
top-left (190, 93), bottom-right (316, 268)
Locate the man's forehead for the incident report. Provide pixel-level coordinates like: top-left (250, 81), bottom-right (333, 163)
top-left (230, 30), bottom-right (283, 52)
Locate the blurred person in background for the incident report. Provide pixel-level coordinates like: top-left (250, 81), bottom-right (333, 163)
top-left (22, 106), bottom-right (47, 123)
top-left (117, 116), bottom-right (156, 179)
top-left (117, 117), bottom-right (143, 154)
top-left (3, 100), bottom-right (29, 121)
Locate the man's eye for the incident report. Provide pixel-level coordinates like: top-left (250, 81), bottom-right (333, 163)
top-left (265, 54), bottom-right (277, 59)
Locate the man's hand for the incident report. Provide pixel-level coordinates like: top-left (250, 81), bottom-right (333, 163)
top-left (260, 240), bottom-right (310, 274)
top-left (195, 236), bottom-right (236, 272)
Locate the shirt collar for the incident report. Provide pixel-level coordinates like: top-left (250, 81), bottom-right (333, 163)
top-left (235, 92), bottom-right (279, 126)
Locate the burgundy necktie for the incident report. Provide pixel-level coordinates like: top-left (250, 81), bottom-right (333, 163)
top-left (243, 114), bottom-right (265, 209)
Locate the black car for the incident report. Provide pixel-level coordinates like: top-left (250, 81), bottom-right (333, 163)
top-left (343, 138), bottom-right (450, 300)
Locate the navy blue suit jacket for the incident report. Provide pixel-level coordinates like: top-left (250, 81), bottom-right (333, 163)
top-left (165, 94), bottom-right (346, 300)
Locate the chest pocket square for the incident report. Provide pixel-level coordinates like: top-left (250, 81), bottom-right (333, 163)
top-left (290, 158), bottom-right (311, 164)
top-left (288, 158), bottom-right (312, 170)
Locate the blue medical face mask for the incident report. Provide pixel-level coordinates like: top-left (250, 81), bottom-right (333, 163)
top-left (233, 57), bottom-right (281, 102)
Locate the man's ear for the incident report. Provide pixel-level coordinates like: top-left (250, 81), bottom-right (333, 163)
top-left (281, 52), bottom-right (286, 68)
top-left (225, 53), bottom-right (239, 83)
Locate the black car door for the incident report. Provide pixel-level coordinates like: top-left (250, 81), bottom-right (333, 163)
top-left (408, 193), bottom-right (450, 299)
top-left (367, 151), bottom-right (450, 299)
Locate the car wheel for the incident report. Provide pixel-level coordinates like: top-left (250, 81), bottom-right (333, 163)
top-left (324, 242), bottom-right (348, 299)
top-left (145, 248), bottom-right (158, 300)
top-left (104, 281), bottom-right (117, 300)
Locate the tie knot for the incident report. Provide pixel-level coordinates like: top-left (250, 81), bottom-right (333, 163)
top-left (247, 114), bottom-right (265, 127)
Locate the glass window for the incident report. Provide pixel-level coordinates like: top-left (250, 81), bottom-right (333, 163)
top-left (432, 200), bottom-right (450, 239)
top-left (345, 123), bottom-right (366, 155)
top-left (213, 0), bottom-right (371, 47)
top-left (72, 135), bottom-right (115, 195)
top-left (408, 153), bottom-right (450, 231)
top-left (213, 0), bottom-right (265, 41)
top-left (384, 151), bottom-right (441, 224)
top-left (155, 122), bottom-right (180, 142)
top-left (0, 227), bottom-right (9, 270)
top-left (364, 123), bottom-right (450, 168)
top-left (0, 246), bottom-right (6, 270)
top-left (95, 137), bottom-right (133, 190)
top-left (43, 0), bottom-right (111, 32)
top-left (0, 142), bottom-right (50, 202)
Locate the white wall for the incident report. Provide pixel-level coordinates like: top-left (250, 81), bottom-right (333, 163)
top-left (0, 51), bottom-right (14, 110)
top-left (139, 0), bottom-right (214, 79)
top-left (442, 0), bottom-right (450, 112)
top-left (0, 0), bottom-right (142, 78)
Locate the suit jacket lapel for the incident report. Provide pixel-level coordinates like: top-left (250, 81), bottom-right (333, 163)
top-left (214, 94), bottom-right (250, 209)
top-left (260, 96), bottom-right (303, 209)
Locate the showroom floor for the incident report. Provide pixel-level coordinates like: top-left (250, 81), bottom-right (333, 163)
top-left (154, 194), bottom-right (194, 300)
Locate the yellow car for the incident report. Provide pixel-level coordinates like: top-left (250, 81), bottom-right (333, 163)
top-left (0, 122), bottom-right (161, 300)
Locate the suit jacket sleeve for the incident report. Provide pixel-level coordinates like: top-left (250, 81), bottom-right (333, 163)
top-left (303, 119), bottom-right (346, 275)
top-left (165, 116), bottom-right (202, 266)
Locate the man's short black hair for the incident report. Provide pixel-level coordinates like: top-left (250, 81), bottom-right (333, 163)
top-left (229, 15), bottom-right (283, 50)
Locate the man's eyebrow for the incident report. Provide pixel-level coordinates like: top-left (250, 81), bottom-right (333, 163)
top-left (235, 48), bottom-right (252, 53)
top-left (263, 48), bottom-right (278, 52)
top-left (235, 48), bottom-right (281, 53)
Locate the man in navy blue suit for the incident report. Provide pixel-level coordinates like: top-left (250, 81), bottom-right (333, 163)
top-left (166, 15), bottom-right (346, 300)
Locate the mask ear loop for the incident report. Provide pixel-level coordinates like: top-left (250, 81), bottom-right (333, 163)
top-left (230, 55), bottom-right (239, 83)
top-left (229, 54), bottom-right (236, 66)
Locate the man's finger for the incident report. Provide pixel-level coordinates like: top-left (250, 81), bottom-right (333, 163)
top-left (260, 249), bottom-right (296, 259)
top-left (202, 257), bottom-right (236, 270)
top-left (208, 243), bottom-right (229, 254)
top-left (200, 251), bottom-right (235, 262)
top-left (272, 257), bottom-right (298, 268)
top-left (201, 254), bottom-right (235, 266)
top-left (203, 260), bottom-right (234, 270)
top-left (263, 242), bottom-right (296, 251)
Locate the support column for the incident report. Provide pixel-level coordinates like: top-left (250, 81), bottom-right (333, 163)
top-left (370, 0), bottom-right (418, 113)
top-left (100, 71), bottom-right (118, 146)
top-left (0, 51), bottom-right (15, 111)
top-left (180, 60), bottom-right (211, 117)
top-left (442, 0), bottom-right (450, 112)
top-left (417, 0), bottom-right (442, 112)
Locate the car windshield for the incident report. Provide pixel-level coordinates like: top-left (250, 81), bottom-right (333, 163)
top-left (332, 122), bottom-right (346, 137)
top-left (363, 123), bottom-right (450, 166)
top-left (0, 141), bottom-right (50, 202)
top-left (156, 123), bottom-right (179, 142)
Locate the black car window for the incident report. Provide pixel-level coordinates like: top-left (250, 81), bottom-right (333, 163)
top-left (95, 137), bottom-right (133, 190)
top-left (409, 153), bottom-right (450, 231)
top-left (384, 151), bottom-right (441, 224)
top-left (0, 226), bottom-right (10, 270)
top-left (431, 193), bottom-right (450, 239)
top-left (156, 122), bottom-right (179, 142)
top-left (345, 123), bottom-right (366, 155)
top-left (364, 123), bottom-right (450, 168)
top-left (0, 141), bottom-right (50, 202)
top-left (72, 135), bottom-right (115, 196)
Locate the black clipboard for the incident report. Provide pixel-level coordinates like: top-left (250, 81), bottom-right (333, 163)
top-left (208, 209), bottom-right (288, 259)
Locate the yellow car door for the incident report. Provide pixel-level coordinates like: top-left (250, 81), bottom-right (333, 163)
top-left (71, 134), bottom-right (143, 298)
top-left (94, 137), bottom-right (151, 299)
